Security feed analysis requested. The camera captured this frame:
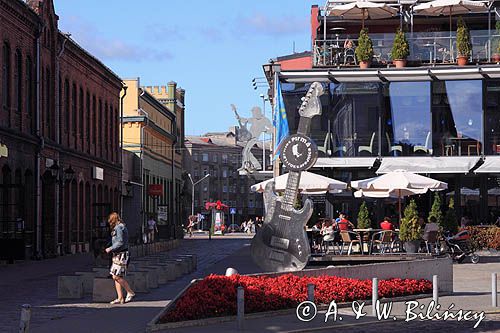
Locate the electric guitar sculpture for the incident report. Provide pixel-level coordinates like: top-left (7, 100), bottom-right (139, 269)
top-left (231, 104), bottom-right (252, 142)
top-left (250, 82), bottom-right (324, 272)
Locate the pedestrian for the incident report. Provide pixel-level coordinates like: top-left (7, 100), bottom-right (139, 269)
top-left (147, 215), bottom-right (158, 243)
top-left (241, 220), bottom-right (247, 233)
top-left (187, 215), bottom-right (196, 237)
top-left (380, 217), bottom-right (394, 231)
top-left (105, 212), bottom-right (135, 304)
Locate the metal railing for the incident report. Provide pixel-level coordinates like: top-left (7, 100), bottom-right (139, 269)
top-left (313, 30), bottom-right (500, 67)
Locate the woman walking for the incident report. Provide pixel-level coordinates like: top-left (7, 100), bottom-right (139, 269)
top-left (105, 212), bottom-right (135, 304)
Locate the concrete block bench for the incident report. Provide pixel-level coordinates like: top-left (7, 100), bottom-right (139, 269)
top-left (154, 262), bottom-right (178, 284)
top-left (160, 259), bottom-right (188, 276)
top-left (75, 271), bottom-right (98, 295)
top-left (58, 275), bottom-right (84, 299)
top-left (92, 278), bottom-right (117, 302)
top-left (127, 271), bottom-right (149, 293)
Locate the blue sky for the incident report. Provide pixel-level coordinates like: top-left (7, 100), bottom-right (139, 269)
top-left (54, 0), bottom-right (318, 135)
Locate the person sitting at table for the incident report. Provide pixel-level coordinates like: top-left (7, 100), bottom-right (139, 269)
top-left (337, 214), bottom-right (354, 231)
top-left (417, 216), bottom-right (426, 228)
top-left (344, 37), bottom-right (353, 50)
top-left (380, 217), bottom-right (394, 231)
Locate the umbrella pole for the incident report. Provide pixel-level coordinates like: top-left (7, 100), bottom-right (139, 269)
top-left (398, 189), bottom-right (402, 223)
top-left (362, 8), bottom-right (365, 29)
top-left (449, 7), bottom-right (453, 62)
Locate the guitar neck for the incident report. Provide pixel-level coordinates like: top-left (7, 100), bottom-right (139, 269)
top-left (281, 171), bottom-right (301, 212)
top-left (297, 116), bottom-right (312, 136)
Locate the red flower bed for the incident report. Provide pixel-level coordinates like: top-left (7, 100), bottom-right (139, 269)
top-left (161, 274), bottom-right (432, 323)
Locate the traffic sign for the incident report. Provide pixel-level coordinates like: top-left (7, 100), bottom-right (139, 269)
top-left (230, 207), bottom-right (237, 215)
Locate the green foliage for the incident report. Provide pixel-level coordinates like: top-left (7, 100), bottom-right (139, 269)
top-left (428, 193), bottom-right (444, 226)
top-left (357, 202), bottom-right (371, 229)
top-left (467, 226), bottom-right (500, 251)
top-left (355, 28), bottom-right (374, 62)
top-left (456, 17), bottom-right (472, 57)
top-left (442, 197), bottom-right (458, 234)
top-left (496, 21), bottom-right (500, 54)
top-left (390, 29), bottom-right (410, 60)
top-left (399, 199), bottom-right (422, 242)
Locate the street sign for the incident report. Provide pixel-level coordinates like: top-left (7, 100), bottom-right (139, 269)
top-left (230, 207), bottom-right (237, 215)
top-left (148, 184), bottom-right (163, 196)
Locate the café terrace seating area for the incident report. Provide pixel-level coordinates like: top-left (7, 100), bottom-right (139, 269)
top-left (314, 0), bottom-right (499, 68)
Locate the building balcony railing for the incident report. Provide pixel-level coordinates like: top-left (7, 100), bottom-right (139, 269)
top-left (313, 30), bottom-right (499, 67)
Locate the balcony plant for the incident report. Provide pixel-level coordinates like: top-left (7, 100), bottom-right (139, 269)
top-left (355, 28), bottom-right (373, 69)
top-left (399, 199), bottom-right (422, 253)
top-left (428, 192), bottom-right (444, 226)
top-left (456, 17), bottom-right (471, 66)
top-left (493, 21), bottom-right (500, 63)
top-left (390, 28), bottom-right (410, 68)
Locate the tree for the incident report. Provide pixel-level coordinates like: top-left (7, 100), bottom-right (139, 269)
top-left (357, 202), bottom-right (371, 229)
top-left (443, 197), bottom-right (459, 234)
top-left (390, 28), bottom-right (410, 60)
top-left (428, 193), bottom-right (444, 226)
top-left (355, 28), bottom-right (374, 63)
top-left (399, 199), bottom-right (421, 241)
top-left (456, 17), bottom-right (472, 57)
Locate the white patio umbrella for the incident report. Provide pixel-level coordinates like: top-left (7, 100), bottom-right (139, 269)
top-left (328, 1), bottom-right (398, 29)
top-left (351, 170), bottom-right (448, 220)
top-left (413, 0), bottom-right (487, 56)
top-left (250, 171), bottom-right (347, 194)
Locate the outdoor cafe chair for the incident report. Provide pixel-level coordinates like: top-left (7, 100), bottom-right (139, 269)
top-left (422, 230), bottom-right (440, 254)
top-left (322, 231), bottom-right (339, 254)
top-left (340, 230), bottom-right (363, 255)
top-left (369, 230), bottom-right (395, 255)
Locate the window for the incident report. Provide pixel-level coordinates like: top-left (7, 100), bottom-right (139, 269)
top-left (193, 152), bottom-right (198, 161)
top-left (72, 83), bottom-right (77, 135)
top-left (240, 185), bottom-right (245, 193)
top-left (45, 68), bottom-right (51, 137)
top-left (249, 199), bottom-right (254, 208)
top-left (193, 169), bottom-right (199, 177)
top-left (25, 57), bottom-right (33, 128)
top-left (213, 153), bottom-right (218, 162)
top-left (203, 168), bottom-right (208, 176)
top-left (222, 168), bottom-right (228, 178)
top-left (2, 42), bottom-right (11, 114)
top-left (98, 99), bottom-right (102, 154)
top-left (202, 153), bottom-right (209, 162)
top-left (14, 50), bottom-right (21, 118)
top-left (79, 88), bottom-right (84, 138)
top-left (384, 82), bottom-right (432, 156)
top-left (104, 102), bottom-right (109, 155)
top-left (223, 185), bottom-right (228, 193)
top-left (432, 81), bottom-right (482, 156)
top-left (222, 154), bottom-right (228, 163)
top-left (86, 91), bottom-right (90, 143)
top-left (64, 80), bottom-right (70, 132)
top-left (203, 185), bottom-right (208, 192)
top-left (92, 95), bottom-right (96, 147)
top-left (486, 81), bottom-right (500, 155)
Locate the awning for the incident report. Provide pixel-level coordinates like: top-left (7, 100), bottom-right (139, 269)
top-left (474, 156), bottom-right (500, 173)
top-left (314, 157), bottom-right (377, 168)
top-left (376, 157), bottom-right (480, 174)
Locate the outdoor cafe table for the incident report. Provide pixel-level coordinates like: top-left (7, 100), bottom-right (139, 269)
top-left (353, 228), bottom-right (383, 254)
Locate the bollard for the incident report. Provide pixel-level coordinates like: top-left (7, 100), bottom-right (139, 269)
top-left (433, 275), bottom-right (439, 304)
top-left (493, 273), bottom-right (498, 308)
top-left (237, 286), bottom-right (244, 330)
top-left (19, 304), bottom-right (31, 333)
top-left (225, 267), bottom-right (239, 277)
top-left (307, 283), bottom-right (315, 302)
top-left (372, 278), bottom-right (378, 316)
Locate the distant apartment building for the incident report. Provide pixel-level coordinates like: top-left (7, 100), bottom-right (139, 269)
top-left (184, 131), bottom-right (270, 225)
top-left (121, 78), bottom-right (185, 239)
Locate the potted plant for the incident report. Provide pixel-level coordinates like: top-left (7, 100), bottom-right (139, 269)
top-left (355, 28), bottom-right (374, 69)
top-left (493, 21), bottom-right (500, 63)
top-left (357, 202), bottom-right (371, 229)
top-left (456, 17), bottom-right (471, 66)
top-left (428, 192), bottom-right (444, 226)
top-left (443, 197), bottom-right (459, 234)
top-left (391, 28), bottom-right (410, 68)
top-left (399, 199), bottom-right (422, 253)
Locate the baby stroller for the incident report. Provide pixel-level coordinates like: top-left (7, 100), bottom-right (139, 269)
top-left (440, 229), bottom-right (479, 264)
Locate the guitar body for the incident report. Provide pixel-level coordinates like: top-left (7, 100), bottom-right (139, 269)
top-left (250, 182), bottom-right (313, 272)
top-left (231, 104), bottom-right (252, 142)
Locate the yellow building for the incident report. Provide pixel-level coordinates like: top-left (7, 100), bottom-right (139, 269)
top-left (122, 78), bottom-right (185, 238)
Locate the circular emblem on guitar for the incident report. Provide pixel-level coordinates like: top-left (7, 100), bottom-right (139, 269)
top-left (280, 134), bottom-right (318, 171)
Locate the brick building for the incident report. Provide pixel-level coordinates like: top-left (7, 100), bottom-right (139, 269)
top-left (0, 0), bottom-right (123, 259)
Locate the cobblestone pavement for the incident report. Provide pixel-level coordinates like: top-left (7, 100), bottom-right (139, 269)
top-left (0, 234), bottom-right (255, 332)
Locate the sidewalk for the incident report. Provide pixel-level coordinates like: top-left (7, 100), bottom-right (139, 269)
top-left (0, 235), bottom-right (255, 333)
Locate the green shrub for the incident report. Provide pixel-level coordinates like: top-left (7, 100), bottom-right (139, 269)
top-left (357, 202), bottom-right (371, 229)
top-left (399, 199), bottom-right (422, 242)
top-left (496, 21), bottom-right (500, 54)
top-left (442, 197), bottom-right (458, 234)
top-left (355, 28), bottom-right (374, 63)
top-left (456, 17), bottom-right (472, 57)
top-left (428, 193), bottom-right (444, 226)
top-left (466, 226), bottom-right (500, 251)
top-left (390, 29), bottom-right (409, 60)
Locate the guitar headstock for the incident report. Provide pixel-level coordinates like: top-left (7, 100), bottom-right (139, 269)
top-left (298, 82), bottom-right (324, 119)
top-left (230, 104), bottom-right (237, 112)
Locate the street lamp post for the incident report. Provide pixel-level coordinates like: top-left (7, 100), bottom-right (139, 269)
top-left (259, 94), bottom-right (269, 171)
top-left (187, 173), bottom-right (210, 230)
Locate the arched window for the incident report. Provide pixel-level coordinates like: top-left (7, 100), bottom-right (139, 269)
top-left (25, 56), bottom-right (33, 132)
top-left (86, 91), bottom-right (90, 151)
top-left (72, 83), bottom-right (77, 136)
top-left (104, 102), bottom-right (108, 158)
top-left (98, 99), bottom-right (102, 156)
top-left (79, 87), bottom-right (83, 139)
top-left (2, 42), bottom-right (11, 115)
top-left (45, 67), bottom-right (51, 137)
top-left (92, 95), bottom-right (96, 148)
top-left (64, 79), bottom-right (69, 133)
top-left (14, 50), bottom-right (22, 119)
